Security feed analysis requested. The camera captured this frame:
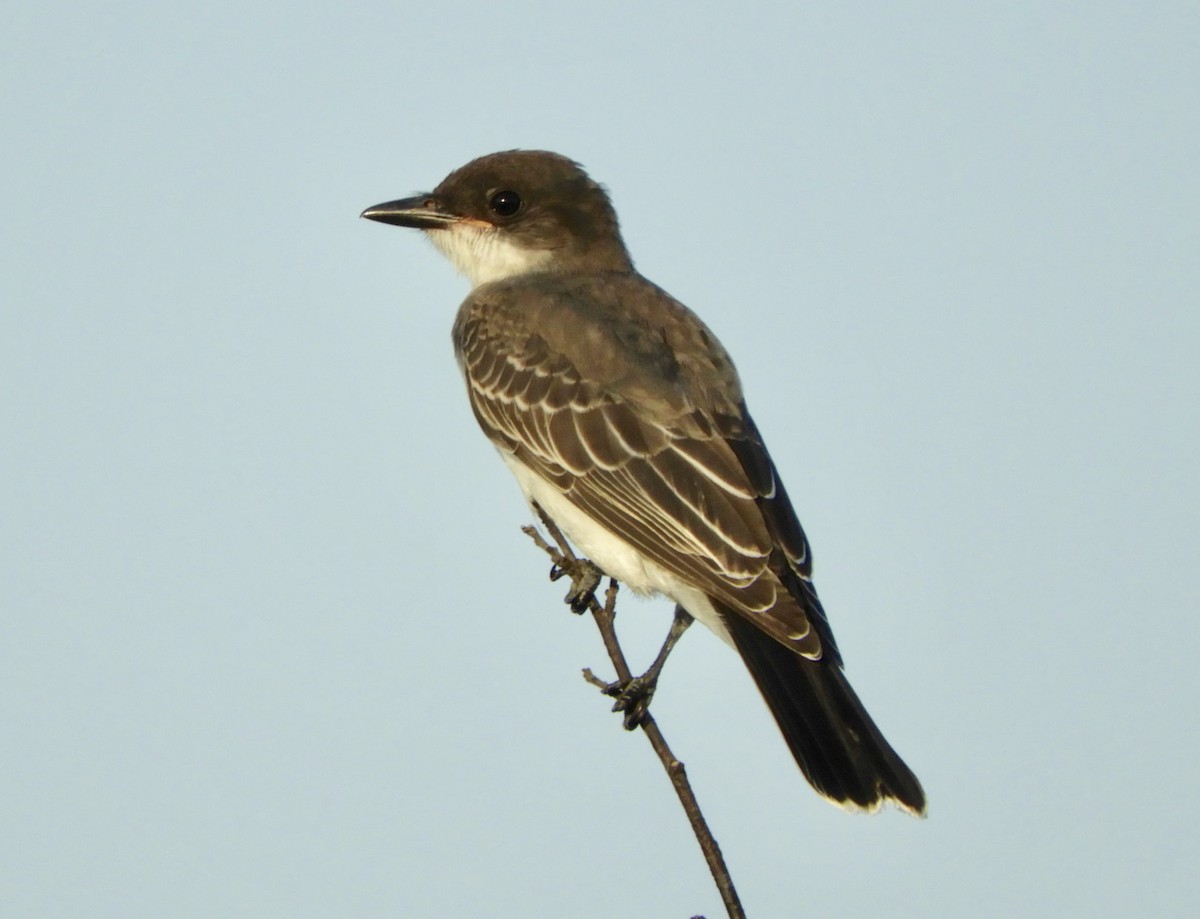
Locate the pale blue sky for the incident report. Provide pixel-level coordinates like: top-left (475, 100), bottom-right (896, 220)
top-left (3, 2), bottom-right (1198, 916)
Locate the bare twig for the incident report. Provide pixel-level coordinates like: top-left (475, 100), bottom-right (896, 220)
top-left (522, 515), bottom-right (746, 919)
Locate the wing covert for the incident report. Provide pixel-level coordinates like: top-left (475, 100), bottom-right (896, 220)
top-left (455, 307), bottom-right (828, 660)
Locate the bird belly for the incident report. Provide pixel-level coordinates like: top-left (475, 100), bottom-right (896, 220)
top-left (501, 453), bottom-right (733, 646)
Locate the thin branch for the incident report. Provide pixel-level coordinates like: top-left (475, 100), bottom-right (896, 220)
top-left (522, 516), bottom-right (746, 919)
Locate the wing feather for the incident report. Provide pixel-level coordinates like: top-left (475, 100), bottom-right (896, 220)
top-left (454, 304), bottom-right (825, 659)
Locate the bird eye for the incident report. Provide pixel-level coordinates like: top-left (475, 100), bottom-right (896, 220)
top-left (488, 190), bottom-right (523, 217)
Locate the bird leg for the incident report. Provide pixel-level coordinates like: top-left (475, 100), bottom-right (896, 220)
top-left (602, 605), bottom-right (694, 729)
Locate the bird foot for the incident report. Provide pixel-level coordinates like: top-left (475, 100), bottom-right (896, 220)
top-left (548, 557), bottom-right (602, 613)
top-left (593, 606), bottom-right (692, 729)
top-left (601, 674), bottom-right (657, 730)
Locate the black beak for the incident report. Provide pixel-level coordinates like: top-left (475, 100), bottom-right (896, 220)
top-left (360, 194), bottom-right (458, 229)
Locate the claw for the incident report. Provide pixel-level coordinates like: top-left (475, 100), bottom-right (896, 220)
top-left (549, 559), bottom-right (602, 614)
top-left (602, 676), bottom-right (656, 730)
top-left (592, 606), bottom-right (694, 729)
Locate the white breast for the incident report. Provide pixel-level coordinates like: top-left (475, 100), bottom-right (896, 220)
top-left (500, 452), bottom-right (733, 646)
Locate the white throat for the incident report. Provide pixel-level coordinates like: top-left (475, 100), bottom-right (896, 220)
top-left (428, 223), bottom-right (553, 288)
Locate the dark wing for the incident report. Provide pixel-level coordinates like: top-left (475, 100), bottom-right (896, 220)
top-left (723, 413), bottom-right (840, 661)
top-left (454, 303), bottom-right (830, 661)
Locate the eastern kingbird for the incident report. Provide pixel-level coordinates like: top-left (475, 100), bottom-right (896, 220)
top-left (363, 151), bottom-right (926, 815)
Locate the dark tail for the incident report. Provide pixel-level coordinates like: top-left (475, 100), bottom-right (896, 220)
top-left (723, 609), bottom-right (926, 815)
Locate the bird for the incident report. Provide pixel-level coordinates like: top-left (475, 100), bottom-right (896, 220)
top-left (362, 150), bottom-right (925, 815)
